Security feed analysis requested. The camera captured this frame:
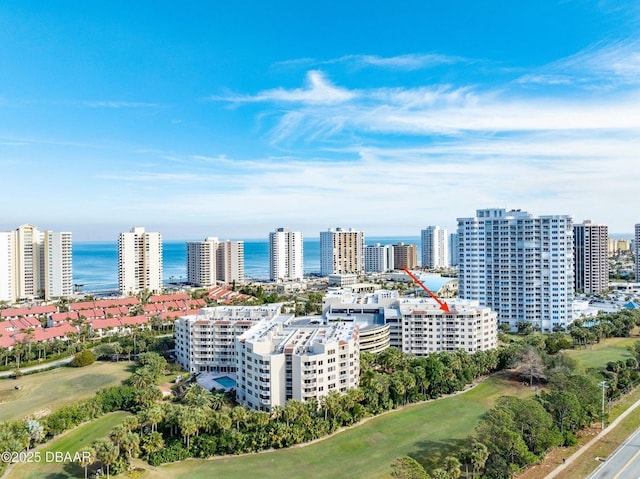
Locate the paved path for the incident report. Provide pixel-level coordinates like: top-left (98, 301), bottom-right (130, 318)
top-left (546, 397), bottom-right (640, 478)
top-left (0, 356), bottom-right (73, 378)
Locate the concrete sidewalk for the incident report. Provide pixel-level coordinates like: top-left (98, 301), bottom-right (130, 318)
top-left (545, 397), bottom-right (640, 478)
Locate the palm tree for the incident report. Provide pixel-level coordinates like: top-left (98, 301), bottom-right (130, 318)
top-left (140, 431), bottom-right (164, 458)
top-left (443, 456), bottom-right (462, 479)
top-left (120, 431), bottom-right (140, 468)
top-left (183, 383), bottom-right (213, 408)
top-left (93, 438), bottom-right (118, 479)
top-left (129, 367), bottom-right (155, 390)
top-left (470, 440), bottom-right (489, 479)
top-left (35, 342), bottom-right (47, 361)
top-left (138, 403), bottom-right (165, 432)
top-left (77, 446), bottom-right (94, 479)
top-left (177, 406), bottom-right (198, 448)
top-left (109, 424), bottom-right (127, 453)
top-left (230, 405), bottom-right (248, 431)
top-left (112, 342), bottom-right (122, 362)
top-left (211, 391), bottom-right (226, 410)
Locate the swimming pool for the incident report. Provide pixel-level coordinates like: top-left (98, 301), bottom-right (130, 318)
top-left (214, 376), bottom-right (236, 389)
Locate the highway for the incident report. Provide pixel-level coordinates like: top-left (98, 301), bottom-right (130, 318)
top-left (589, 426), bottom-right (640, 479)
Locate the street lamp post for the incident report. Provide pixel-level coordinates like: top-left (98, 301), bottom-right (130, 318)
top-left (600, 380), bottom-right (609, 430)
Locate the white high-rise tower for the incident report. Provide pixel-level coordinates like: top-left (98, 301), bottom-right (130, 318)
top-left (421, 226), bottom-right (449, 268)
top-left (457, 209), bottom-right (574, 332)
top-left (187, 237), bottom-right (219, 287)
top-left (118, 227), bottom-right (163, 296)
top-left (269, 227), bottom-right (303, 281)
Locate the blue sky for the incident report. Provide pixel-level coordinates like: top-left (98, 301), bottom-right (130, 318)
top-left (1, 1), bottom-right (639, 240)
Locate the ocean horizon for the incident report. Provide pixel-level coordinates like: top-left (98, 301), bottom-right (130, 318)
top-left (73, 236), bottom-right (423, 293)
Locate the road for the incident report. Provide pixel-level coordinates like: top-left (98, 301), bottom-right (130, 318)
top-left (589, 426), bottom-right (640, 479)
top-left (0, 356), bottom-right (74, 378)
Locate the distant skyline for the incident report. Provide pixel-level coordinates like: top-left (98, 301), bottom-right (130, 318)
top-left (1, 2), bottom-right (639, 240)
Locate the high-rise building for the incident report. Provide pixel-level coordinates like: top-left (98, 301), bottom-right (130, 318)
top-left (15, 224), bottom-right (43, 300)
top-left (0, 232), bottom-right (15, 303)
top-left (1, 225), bottom-right (73, 302)
top-left (217, 240), bottom-right (244, 284)
top-left (269, 227), bottom-right (303, 281)
top-left (421, 226), bottom-right (449, 268)
top-left (187, 237), bottom-right (244, 286)
top-left (635, 224), bottom-right (640, 282)
top-left (43, 231), bottom-right (73, 300)
top-left (118, 227), bottom-right (163, 296)
top-left (320, 228), bottom-right (364, 276)
top-left (187, 238), bottom-right (219, 287)
top-left (393, 243), bottom-right (418, 269)
top-left (449, 233), bottom-right (459, 267)
top-left (458, 208), bottom-right (574, 332)
top-left (364, 243), bottom-right (394, 273)
top-left (574, 220), bottom-right (609, 295)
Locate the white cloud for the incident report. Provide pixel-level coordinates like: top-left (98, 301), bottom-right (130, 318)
top-left (517, 39), bottom-right (640, 87)
top-left (212, 70), bottom-right (355, 105)
top-left (83, 101), bottom-right (164, 108)
top-left (275, 53), bottom-right (468, 71)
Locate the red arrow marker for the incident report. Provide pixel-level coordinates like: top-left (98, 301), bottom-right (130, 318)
top-left (400, 267), bottom-right (450, 312)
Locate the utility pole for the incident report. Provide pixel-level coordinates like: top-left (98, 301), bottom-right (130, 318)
top-left (600, 380), bottom-right (608, 430)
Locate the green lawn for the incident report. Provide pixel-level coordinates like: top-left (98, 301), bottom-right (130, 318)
top-left (137, 374), bottom-right (532, 479)
top-left (7, 411), bottom-right (130, 479)
top-left (0, 361), bottom-right (132, 422)
top-left (565, 337), bottom-right (638, 369)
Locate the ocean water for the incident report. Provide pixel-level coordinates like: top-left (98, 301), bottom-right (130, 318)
top-left (73, 236), bottom-right (423, 292)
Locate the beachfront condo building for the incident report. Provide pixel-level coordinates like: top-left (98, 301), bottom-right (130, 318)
top-left (217, 239), bottom-right (244, 284)
top-left (392, 243), bottom-right (418, 269)
top-left (118, 227), bottom-right (163, 296)
top-left (421, 226), bottom-right (449, 268)
top-left (187, 238), bottom-right (218, 287)
top-left (320, 228), bottom-right (365, 276)
top-left (0, 232), bottom-right (13, 303)
top-left (269, 227), bottom-right (304, 282)
top-left (0, 224), bottom-right (72, 303)
top-left (457, 208), bottom-right (574, 332)
top-left (187, 237), bottom-right (244, 286)
top-left (574, 220), bottom-right (609, 295)
top-left (364, 243), bottom-right (394, 273)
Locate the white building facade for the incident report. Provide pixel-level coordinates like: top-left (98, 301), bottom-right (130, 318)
top-left (320, 228), bottom-right (365, 276)
top-left (236, 316), bottom-right (360, 411)
top-left (0, 225), bottom-right (72, 302)
top-left (269, 227), bottom-right (304, 282)
top-left (574, 220), bottom-right (609, 295)
top-left (322, 288), bottom-right (497, 354)
top-left (421, 226), bottom-right (449, 269)
top-left (187, 238), bottom-right (218, 287)
top-left (364, 243), bottom-right (394, 273)
top-left (217, 240), bottom-right (244, 284)
top-left (44, 231), bottom-right (73, 300)
top-left (118, 227), bottom-right (163, 296)
top-left (174, 304), bottom-right (284, 374)
top-left (457, 208), bottom-right (574, 332)
top-left (0, 232), bottom-right (15, 303)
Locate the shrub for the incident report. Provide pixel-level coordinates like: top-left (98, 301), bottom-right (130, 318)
top-left (71, 349), bottom-right (96, 367)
